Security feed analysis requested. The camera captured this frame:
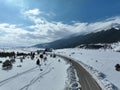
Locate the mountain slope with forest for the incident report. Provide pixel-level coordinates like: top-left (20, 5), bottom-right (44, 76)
top-left (34, 28), bottom-right (120, 49)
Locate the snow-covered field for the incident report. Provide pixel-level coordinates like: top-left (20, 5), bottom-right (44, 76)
top-left (55, 48), bottom-right (120, 90)
top-left (1, 47), bottom-right (120, 90)
top-left (0, 48), bottom-right (79, 90)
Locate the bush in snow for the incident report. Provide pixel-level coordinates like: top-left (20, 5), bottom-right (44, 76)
top-left (50, 54), bottom-right (52, 57)
top-left (43, 51), bottom-right (46, 54)
top-left (40, 54), bottom-right (43, 59)
top-left (0, 61), bottom-right (2, 63)
top-left (2, 60), bottom-right (12, 69)
top-left (43, 56), bottom-right (47, 62)
top-left (36, 59), bottom-right (40, 65)
top-left (58, 59), bottom-right (60, 62)
top-left (71, 52), bottom-right (75, 54)
top-left (17, 65), bottom-right (22, 67)
top-left (115, 64), bottom-right (120, 71)
top-left (53, 54), bottom-right (56, 58)
top-left (20, 58), bottom-right (23, 63)
top-left (10, 59), bottom-right (16, 63)
top-left (96, 60), bottom-right (98, 62)
top-left (30, 52), bottom-right (35, 60)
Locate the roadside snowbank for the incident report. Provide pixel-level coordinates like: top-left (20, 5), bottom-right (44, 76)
top-left (66, 66), bottom-right (81, 90)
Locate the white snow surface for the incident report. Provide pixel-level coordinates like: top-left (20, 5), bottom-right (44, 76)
top-left (111, 42), bottom-right (120, 51)
top-left (55, 48), bottom-right (120, 90)
top-left (0, 48), bottom-right (71, 90)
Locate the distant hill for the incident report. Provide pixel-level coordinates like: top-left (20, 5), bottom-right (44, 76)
top-left (33, 28), bottom-right (120, 49)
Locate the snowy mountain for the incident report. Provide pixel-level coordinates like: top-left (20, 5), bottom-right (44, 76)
top-left (34, 27), bottom-right (120, 49)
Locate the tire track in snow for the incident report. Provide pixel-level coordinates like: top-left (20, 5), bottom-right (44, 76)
top-left (0, 60), bottom-right (54, 87)
top-left (19, 61), bottom-right (54, 90)
top-left (20, 68), bottom-right (53, 90)
top-left (0, 66), bottom-right (38, 86)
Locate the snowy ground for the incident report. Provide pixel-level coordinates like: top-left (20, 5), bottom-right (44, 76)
top-left (55, 48), bottom-right (120, 90)
top-left (0, 49), bottom-right (77, 90)
top-left (111, 42), bottom-right (120, 51)
top-left (1, 47), bottom-right (119, 90)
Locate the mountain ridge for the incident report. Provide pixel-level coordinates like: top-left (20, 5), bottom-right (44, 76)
top-left (34, 28), bottom-right (120, 49)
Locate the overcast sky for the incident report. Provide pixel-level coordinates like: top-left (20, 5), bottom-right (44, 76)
top-left (0, 0), bottom-right (120, 47)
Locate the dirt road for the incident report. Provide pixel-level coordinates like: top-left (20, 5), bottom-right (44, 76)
top-left (57, 54), bottom-right (102, 90)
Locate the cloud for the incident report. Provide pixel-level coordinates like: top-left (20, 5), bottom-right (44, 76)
top-left (0, 23), bottom-right (28, 34)
top-left (1, 8), bottom-right (120, 47)
top-left (85, 16), bottom-right (120, 33)
top-left (23, 9), bottom-right (120, 45)
top-left (24, 8), bottom-right (41, 16)
top-left (23, 9), bottom-right (88, 40)
top-left (0, 23), bottom-right (30, 46)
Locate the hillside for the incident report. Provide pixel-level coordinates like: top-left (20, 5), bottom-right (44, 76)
top-left (34, 28), bottom-right (120, 49)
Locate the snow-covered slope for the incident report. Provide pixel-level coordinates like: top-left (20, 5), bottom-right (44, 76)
top-left (55, 48), bottom-right (120, 90)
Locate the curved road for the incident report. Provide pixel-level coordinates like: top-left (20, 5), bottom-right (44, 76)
top-left (57, 54), bottom-right (102, 90)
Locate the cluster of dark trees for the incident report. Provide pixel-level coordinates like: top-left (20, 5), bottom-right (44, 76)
top-left (0, 52), bottom-right (15, 57)
top-left (1, 48), bottom-right (53, 70)
top-left (16, 52), bottom-right (36, 60)
top-left (36, 49), bottom-right (49, 66)
top-left (30, 52), bottom-right (35, 60)
top-left (1, 52), bottom-right (29, 70)
top-left (16, 52), bottom-right (29, 56)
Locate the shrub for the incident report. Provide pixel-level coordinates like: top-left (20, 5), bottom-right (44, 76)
top-left (44, 57), bottom-right (47, 62)
top-left (36, 59), bottom-right (40, 65)
top-left (58, 59), bottom-right (60, 62)
top-left (53, 54), bottom-right (56, 58)
top-left (115, 64), bottom-right (120, 71)
top-left (17, 65), bottom-right (22, 67)
top-left (10, 59), bottom-right (16, 63)
top-left (2, 60), bottom-right (12, 69)
top-left (30, 52), bottom-right (35, 60)
top-left (40, 54), bottom-right (43, 59)
top-left (50, 54), bottom-right (52, 57)
top-left (0, 61), bottom-right (2, 63)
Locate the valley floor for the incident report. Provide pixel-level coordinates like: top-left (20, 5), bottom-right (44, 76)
top-left (1, 48), bottom-right (120, 90)
top-left (0, 49), bottom-right (72, 90)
